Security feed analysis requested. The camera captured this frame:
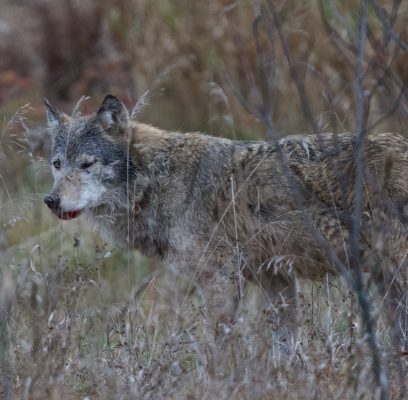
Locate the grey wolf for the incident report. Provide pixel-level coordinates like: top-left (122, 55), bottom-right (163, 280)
top-left (43, 95), bottom-right (408, 336)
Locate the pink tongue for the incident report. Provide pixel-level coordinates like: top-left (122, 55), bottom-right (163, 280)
top-left (57, 210), bottom-right (81, 220)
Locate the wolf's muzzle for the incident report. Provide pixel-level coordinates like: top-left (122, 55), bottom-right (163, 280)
top-left (44, 194), bottom-right (60, 210)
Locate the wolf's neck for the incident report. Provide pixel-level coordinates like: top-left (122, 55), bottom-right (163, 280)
top-left (93, 122), bottom-right (176, 256)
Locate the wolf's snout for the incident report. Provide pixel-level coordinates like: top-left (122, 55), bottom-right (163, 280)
top-left (44, 194), bottom-right (60, 210)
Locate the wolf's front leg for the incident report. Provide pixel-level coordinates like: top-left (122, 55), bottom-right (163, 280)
top-left (196, 264), bottom-right (244, 343)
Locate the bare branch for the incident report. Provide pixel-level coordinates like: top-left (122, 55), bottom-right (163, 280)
top-left (370, 0), bottom-right (408, 52)
top-left (253, 9), bottom-right (277, 138)
top-left (351, 1), bottom-right (389, 398)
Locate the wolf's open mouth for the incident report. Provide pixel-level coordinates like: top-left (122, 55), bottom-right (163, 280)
top-left (55, 209), bottom-right (82, 220)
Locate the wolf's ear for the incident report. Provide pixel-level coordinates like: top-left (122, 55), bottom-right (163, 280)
top-left (43, 99), bottom-right (69, 129)
top-left (96, 95), bottom-right (129, 134)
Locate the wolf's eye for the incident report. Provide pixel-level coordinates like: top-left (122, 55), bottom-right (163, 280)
top-left (80, 160), bottom-right (95, 170)
top-left (53, 160), bottom-right (61, 170)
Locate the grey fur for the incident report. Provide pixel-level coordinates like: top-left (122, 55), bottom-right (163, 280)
top-left (44, 95), bottom-right (408, 334)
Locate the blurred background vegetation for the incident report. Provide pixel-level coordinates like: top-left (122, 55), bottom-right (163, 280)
top-left (0, 0), bottom-right (408, 398)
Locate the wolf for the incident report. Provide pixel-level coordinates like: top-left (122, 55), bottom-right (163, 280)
top-left (43, 95), bottom-right (408, 338)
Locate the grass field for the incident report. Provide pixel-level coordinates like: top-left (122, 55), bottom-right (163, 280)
top-left (1, 0), bottom-right (408, 398)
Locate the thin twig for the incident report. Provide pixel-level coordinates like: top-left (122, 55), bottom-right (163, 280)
top-left (351, 1), bottom-right (388, 398)
top-left (271, 9), bottom-right (318, 134)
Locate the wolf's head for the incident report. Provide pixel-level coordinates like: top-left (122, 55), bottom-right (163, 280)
top-left (43, 95), bottom-right (134, 220)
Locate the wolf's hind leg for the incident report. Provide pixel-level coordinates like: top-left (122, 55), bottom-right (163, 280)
top-left (259, 271), bottom-right (299, 352)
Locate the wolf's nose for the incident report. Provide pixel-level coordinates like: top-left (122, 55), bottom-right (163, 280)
top-left (44, 194), bottom-right (60, 210)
